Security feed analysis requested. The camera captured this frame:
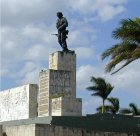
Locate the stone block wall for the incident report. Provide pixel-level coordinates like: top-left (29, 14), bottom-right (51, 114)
top-left (0, 84), bottom-right (38, 122)
top-left (49, 70), bottom-right (73, 97)
top-left (38, 69), bottom-right (79, 117)
top-left (2, 124), bottom-right (139, 136)
top-left (49, 51), bottom-right (76, 97)
top-left (4, 124), bottom-right (35, 136)
top-left (52, 97), bottom-right (82, 116)
top-left (0, 125), bottom-right (2, 136)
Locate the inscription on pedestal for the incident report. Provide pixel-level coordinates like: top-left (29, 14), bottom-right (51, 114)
top-left (50, 70), bottom-right (72, 97)
top-left (38, 70), bottom-right (50, 116)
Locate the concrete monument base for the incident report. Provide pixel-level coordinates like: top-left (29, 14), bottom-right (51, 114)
top-left (1, 124), bottom-right (133, 136)
top-left (1, 115), bottom-right (140, 136)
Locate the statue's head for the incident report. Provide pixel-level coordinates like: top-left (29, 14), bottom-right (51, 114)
top-left (57, 12), bottom-right (63, 18)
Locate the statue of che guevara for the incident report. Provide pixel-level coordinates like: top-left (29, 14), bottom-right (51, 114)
top-left (52, 12), bottom-right (74, 52)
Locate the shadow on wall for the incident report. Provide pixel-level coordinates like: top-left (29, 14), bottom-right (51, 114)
top-left (2, 132), bottom-right (7, 136)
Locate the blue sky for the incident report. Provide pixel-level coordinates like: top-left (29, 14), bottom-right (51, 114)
top-left (1, 0), bottom-right (140, 114)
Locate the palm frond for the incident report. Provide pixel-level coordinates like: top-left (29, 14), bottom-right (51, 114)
top-left (92, 92), bottom-right (102, 97)
top-left (107, 97), bottom-right (119, 113)
top-left (101, 45), bottom-right (119, 60)
top-left (129, 103), bottom-right (139, 115)
top-left (102, 17), bottom-right (140, 74)
top-left (132, 47), bottom-right (140, 58)
top-left (86, 86), bottom-right (99, 91)
top-left (112, 18), bottom-right (140, 43)
top-left (96, 106), bottom-right (102, 112)
top-left (111, 59), bottom-right (134, 74)
top-left (96, 105), bottom-right (118, 114)
top-left (119, 103), bottom-right (140, 115)
top-left (105, 53), bottom-right (129, 73)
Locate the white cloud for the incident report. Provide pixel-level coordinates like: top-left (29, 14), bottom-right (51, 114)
top-left (98, 5), bottom-right (125, 21)
top-left (1, 27), bottom-right (27, 63)
top-left (77, 65), bottom-right (104, 91)
top-left (83, 97), bottom-right (101, 114)
top-left (20, 69), bottom-right (39, 85)
top-left (68, 30), bottom-right (96, 47)
top-left (77, 61), bottom-right (140, 114)
top-left (19, 62), bottom-right (37, 76)
top-left (16, 61), bottom-right (41, 85)
top-left (1, 23), bottom-right (57, 77)
top-left (75, 47), bottom-right (95, 60)
top-left (77, 60), bottom-right (140, 99)
top-left (106, 60), bottom-right (140, 94)
top-left (1, 0), bottom-right (101, 82)
top-left (68, 0), bottom-right (127, 21)
top-left (1, 0), bottom-right (67, 26)
top-left (22, 25), bottom-right (46, 39)
top-left (1, 0), bottom-right (128, 27)
top-left (24, 44), bottom-right (53, 61)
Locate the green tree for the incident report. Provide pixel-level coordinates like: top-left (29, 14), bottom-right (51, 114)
top-left (86, 77), bottom-right (114, 113)
top-left (97, 97), bottom-right (119, 114)
top-left (102, 18), bottom-right (140, 74)
top-left (119, 103), bottom-right (140, 115)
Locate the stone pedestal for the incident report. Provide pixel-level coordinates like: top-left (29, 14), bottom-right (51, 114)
top-left (52, 97), bottom-right (82, 116)
top-left (49, 51), bottom-right (76, 97)
top-left (38, 51), bottom-right (82, 116)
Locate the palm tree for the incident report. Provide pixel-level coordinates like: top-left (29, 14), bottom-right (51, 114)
top-left (119, 103), bottom-right (140, 115)
top-left (96, 97), bottom-right (119, 114)
top-left (86, 77), bottom-right (114, 113)
top-left (102, 18), bottom-right (140, 74)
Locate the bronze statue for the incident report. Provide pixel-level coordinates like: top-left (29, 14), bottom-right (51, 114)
top-left (56, 12), bottom-right (69, 52)
top-left (52, 12), bottom-right (74, 53)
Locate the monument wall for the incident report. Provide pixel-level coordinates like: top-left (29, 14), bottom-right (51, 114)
top-left (38, 69), bottom-right (74, 116)
top-left (3, 124), bottom-right (139, 136)
top-left (38, 51), bottom-right (82, 117)
top-left (0, 125), bottom-right (2, 136)
top-left (0, 84), bottom-right (38, 122)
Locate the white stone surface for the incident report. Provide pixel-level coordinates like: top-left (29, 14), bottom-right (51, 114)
top-left (38, 69), bottom-right (73, 116)
top-left (38, 70), bottom-right (50, 116)
top-left (49, 70), bottom-right (73, 97)
top-left (0, 84), bottom-right (38, 122)
top-left (39, 52), bottom-right (82, 116)
top-left (5, 124), bottom-right (36, 136)
top-left (38, 51), bottom-right (82, 116)
top-left (49, 51), bottom-right (76, 97)
top-left (0, 125), bottom-right (2, 136)
top-left (52, 97), bottom-right (82, 116)
top-left (49, 51), bottom-right (76, 71)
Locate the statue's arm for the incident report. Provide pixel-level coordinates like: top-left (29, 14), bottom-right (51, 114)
top-left (57, 17), bottom-right (68, 31)
top-left (63, 17), bottom-right (68, 27)
top-left (56, 19), bottom-right (60, 29)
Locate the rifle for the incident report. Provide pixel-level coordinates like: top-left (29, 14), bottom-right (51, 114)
top-left (51, 34), bottom-right (58, 37)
